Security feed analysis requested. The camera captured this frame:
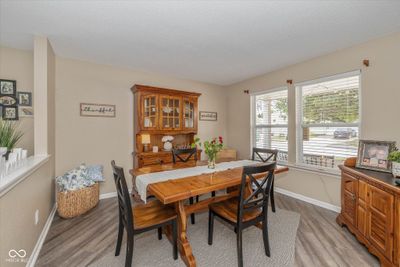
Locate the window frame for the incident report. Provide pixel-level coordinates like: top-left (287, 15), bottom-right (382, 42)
top-left (251, 86), bottom-right (289, 164)
top-left (295, 70), bottom-right (362, 172)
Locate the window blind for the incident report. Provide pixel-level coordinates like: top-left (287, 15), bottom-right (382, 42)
top-left (296, 72), bottom-right (360, 169)
top-left (253, 89), bottom-right (288, 162)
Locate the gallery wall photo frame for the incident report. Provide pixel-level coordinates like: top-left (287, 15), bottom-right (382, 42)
top-left (80, 103), bottom-right (116, 118)
top-left (19, 106), bottom-right (33, 117)
top-left (17, 92), bottom-right (32, 106)
top-left (356, 139), bottom-right (396, 173)
top-left (0, 79), bottom-right (17, 96)
top-left (2, 105), bottom-right (18, 120)
top-left (199, 111), bottom-right (217, 121)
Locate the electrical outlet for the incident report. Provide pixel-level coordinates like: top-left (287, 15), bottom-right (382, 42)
top-left (35, 209), bottom-right (39, 225)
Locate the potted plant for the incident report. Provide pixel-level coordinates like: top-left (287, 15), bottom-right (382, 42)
top-left (388, 148), bottom-right (400, 178)
top-left (0, 119), bottom-right (24, 160)
top-left (193, 136), bottom-right (223, 169)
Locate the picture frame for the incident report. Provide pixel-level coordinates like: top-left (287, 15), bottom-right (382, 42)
top-left (17, 92), bottom-right (32, 106)
top-left (199, 111), bottom-right (217, 121)
top-left (0, 79), bottom-right (17, 96)
top-left (2, 105), bottom-right (18, 120)
top-left (19, 106), bottom-right (33, 117)
top-left (356, 140), bottom-right (396, 173)
top-left (80, 103), bottom-right (116, 117)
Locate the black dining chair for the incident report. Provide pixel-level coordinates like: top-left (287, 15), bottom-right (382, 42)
top-left (111, 160), bottom-right (178, 267)
top-left (252, 148), bottom-right (278, 212)
top-left (172, 148), bottom-right (199, 225)
top-left (208, 162), bottom-right (276, 267)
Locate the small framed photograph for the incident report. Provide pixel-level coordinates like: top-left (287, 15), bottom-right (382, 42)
top-left (0, 95), bottom-right (17, 106)
top-left (199, 111), bottom-right (217, 121)
top-left (19, 106), bottom-right (33, 117)
top-left (17, 92), bottom-right (32, 106)
top-left (0, 79), bottom-right (16, 96)
top-left (2, 106), bottom-right (18, 120)
top-left (356, 140), bottom-right (396, 173)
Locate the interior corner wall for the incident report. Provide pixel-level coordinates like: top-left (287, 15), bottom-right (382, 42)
top-left (225, 32), bottom-right (400, 207)
top-left (55, 57), bottom-right (228, 195)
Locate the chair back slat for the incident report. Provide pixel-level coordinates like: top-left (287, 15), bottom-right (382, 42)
top-left (237, 162), bottom-right (276, 224)
top-left (252, 148), bottom-right (278, 163)
top-left (111, 160), bottom-right (134, 230)
top-left (172, 148), bottom-right (197, 163)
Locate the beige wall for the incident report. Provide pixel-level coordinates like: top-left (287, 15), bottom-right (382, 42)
top-left (0, 161), bottom-right (54, 266)
top-left (0, 46), bottom-right (34, 155)
top-left (0, 38), bottom-right (56, 266)
top-left (226, 32), bottom-right (400, 207)
top-left (55, 57), bottom-right (227, 194)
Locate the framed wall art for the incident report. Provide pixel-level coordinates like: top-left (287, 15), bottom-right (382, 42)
top-left (0, 79), bottom-right (16, 96)
top-left (199, 111), bottom-right (217, 121)
top-left (19, 107), bottom-right (34, 117)
top-left (17, 92), bottom-right (32, 106)
top-left (80, 103), bottom-right (116, 117)
top-left (356, 140), bottom-right (396, 173)
top-left (2, 106), bottom-right (18, 120)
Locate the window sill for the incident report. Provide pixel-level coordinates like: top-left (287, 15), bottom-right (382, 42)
top-left (0, 155), bottom-right (50, 198)
top-left (285, 163), bottom-right (341, 178)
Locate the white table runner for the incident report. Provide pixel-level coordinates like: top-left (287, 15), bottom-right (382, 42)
top-left (135, 160), bottom-right (260, 202)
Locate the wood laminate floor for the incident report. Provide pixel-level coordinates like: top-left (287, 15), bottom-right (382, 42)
top-left (37, 193), bottom-right (379, 267)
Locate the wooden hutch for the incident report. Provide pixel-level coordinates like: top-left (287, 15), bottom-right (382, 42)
top-left (337, 165), bottom-right (400, 267)
top-left (132, 84), bottom-right (201, 167)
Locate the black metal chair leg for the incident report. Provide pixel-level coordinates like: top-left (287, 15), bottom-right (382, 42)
top-left (172, 220), bottom-right (178, 260)
top-left (158, 227), bottom-right (162, 240)
top-left (189, 197), bottom-right (195, 224)
top-left (115, 218), bottom-right (124, 256)
top-left (211, 191), bottom-right (216, 197)
top-left (196, 195), bottom-right (199, 202)
top-left (208, 210), bottom-right (214, 245)
top-left (271, 180), bottom-right (276, 213)
top-left (237, 229), bottom-right (243, 267)
top-left (262, 219), bottom-right (271, 257)
top-left (125, 234), bottom-right (134, 267)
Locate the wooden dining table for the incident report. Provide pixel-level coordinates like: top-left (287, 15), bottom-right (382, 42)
top-left (130, 160), bottom-right (289, 267)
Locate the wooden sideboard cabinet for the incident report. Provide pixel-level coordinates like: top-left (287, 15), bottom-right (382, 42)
top-left (131, 84), bottom-right (201, 168)
top-left (337, 165), bottom-right (400, 267)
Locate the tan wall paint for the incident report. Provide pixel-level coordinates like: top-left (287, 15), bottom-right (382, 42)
top-left (0, 161), bottom-right (54, 266)
top-left (0, 46), bottom-right (34, 155)
top-left (55, 57), bottom-right (227, 194)
top-left (226, 32), bottom-right (400, 207)
top-left (0, 38), bottom-right (56, 266)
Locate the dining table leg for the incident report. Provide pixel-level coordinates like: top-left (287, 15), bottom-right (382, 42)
top-left (176, 200), bottom-right (196, 267)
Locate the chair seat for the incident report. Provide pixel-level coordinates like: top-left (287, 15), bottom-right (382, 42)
top-left (133, 200), bottom-right (177, 230)
top-left (209, 198), bottom-right (261, 223)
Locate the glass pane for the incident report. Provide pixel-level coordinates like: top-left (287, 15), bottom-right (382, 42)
top-left (150, 97), bottom-right (155, 106)
top-left (302, 75), bottom-right (359, 124)
top-left (174, 118), bottom-right (180, 128)
top-left (144, 98), bottom-right (149, 108)
top-left (174, 99), bottom-right (179, 107)
top-left (184, 118), bottom-right (189, 127)
top-left (163, 118), bottom-right (168, 127)
top-left (174, 107), bottom-right (179, 116)
top-left (255, 127), bottom-right (288, 162)
top-left (302, 126), bottom-right (358, 167)
top-left (256, 90), bottom-right (288, 125)
top-left (150, 107), bottom-right (156, 116)
top-left (163, 98), bottom-right (168, 106)
top-left (169, 118), bottom-right (173, 127)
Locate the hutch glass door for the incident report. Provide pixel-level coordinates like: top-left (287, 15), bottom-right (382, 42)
top-left (183, 98), bottom-right (195, 129)
top-left (160, 96), bottom-right (181, 130)
top-left (142, 95), bottom-right (158, 130)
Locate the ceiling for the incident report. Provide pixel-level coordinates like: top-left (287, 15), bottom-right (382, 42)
top-left (1, 1), bottom-right (400, 86)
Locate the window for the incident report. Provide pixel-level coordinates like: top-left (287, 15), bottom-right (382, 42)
top-left (252, 88), bottom-right (288, 162)
top-left (296, 71), bottom-right (360, 169)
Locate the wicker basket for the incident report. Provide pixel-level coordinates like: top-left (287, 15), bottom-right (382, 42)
top-left (57, 183), bottom-right (99, 219)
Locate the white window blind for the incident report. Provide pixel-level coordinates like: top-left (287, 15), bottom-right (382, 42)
top-left (253, 88), bottom-right (288, 162)
top-left (296, 71), bottom-right (360, 169)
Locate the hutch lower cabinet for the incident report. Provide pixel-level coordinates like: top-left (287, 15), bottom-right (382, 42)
top-left (337, 165), bottom-right (400, 267)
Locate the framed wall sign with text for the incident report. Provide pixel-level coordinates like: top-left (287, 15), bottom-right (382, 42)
top-left (199, 111), bottom-right (217, 121)
top-left (80, 103), bottom-right (116, 118)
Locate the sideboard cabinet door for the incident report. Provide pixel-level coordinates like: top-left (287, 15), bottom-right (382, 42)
top-left (367, 185), bottom-right (394, 261)
top-left (357, 180), bottom-right (368, 236)
top-left (341, 173), bottom-right (358, 226)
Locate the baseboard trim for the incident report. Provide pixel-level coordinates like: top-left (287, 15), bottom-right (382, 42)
top-left (99, 191), bottom-right (117, 200)
top-left (27, 204), bottom-right (57, 267)
top-left (275, 187), bottom-right (341, 213)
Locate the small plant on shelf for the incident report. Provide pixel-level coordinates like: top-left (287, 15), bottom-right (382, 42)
top-left (0, 119), bottom-right (24, 158)
top-left (193, 136), bottom-right (223, 169)
top-left (388, 148), bottom-right (400, 178)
